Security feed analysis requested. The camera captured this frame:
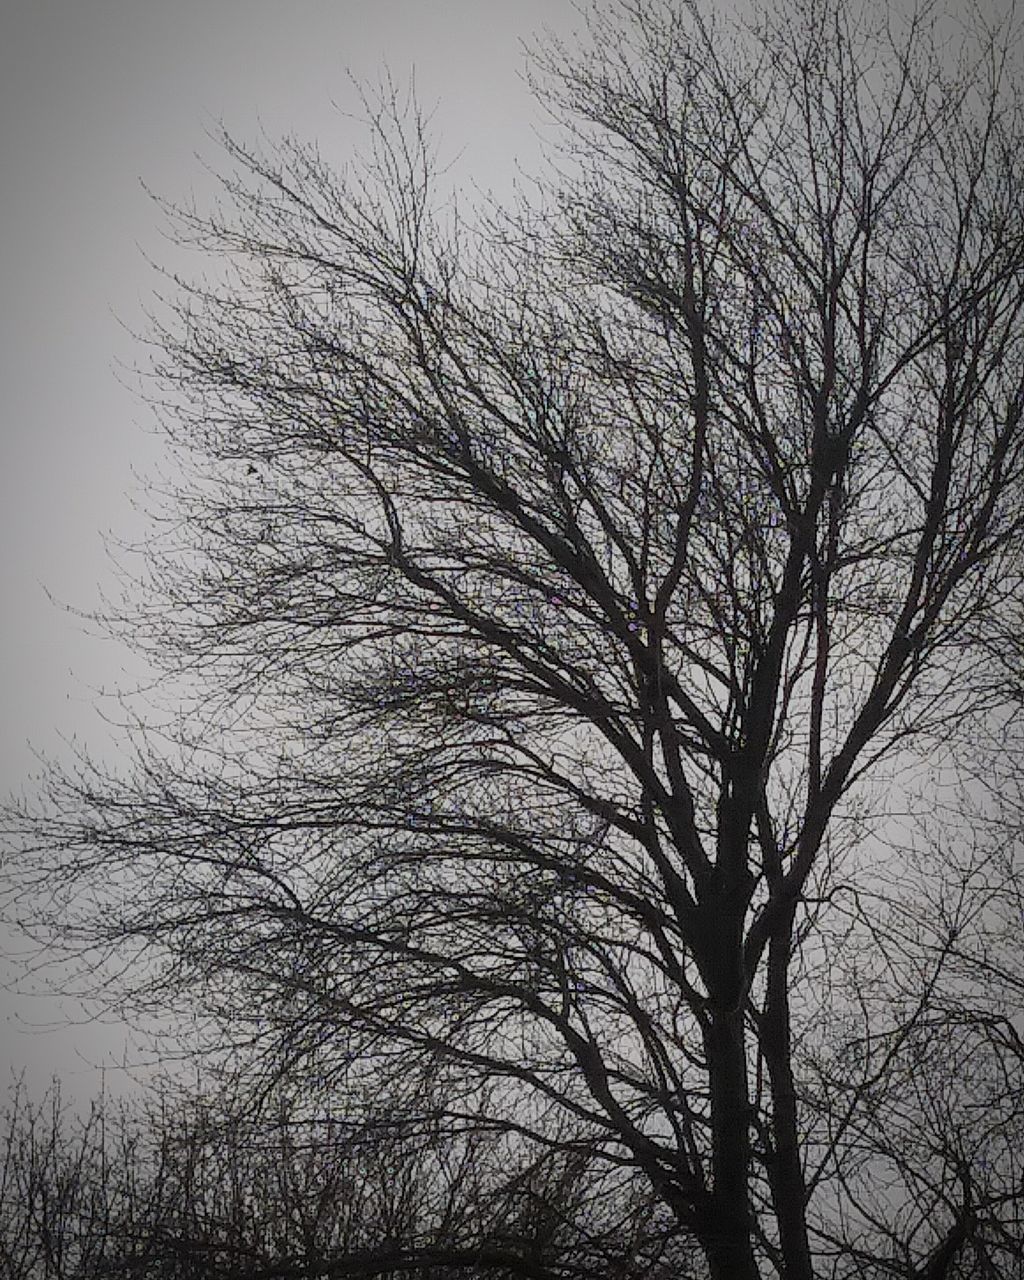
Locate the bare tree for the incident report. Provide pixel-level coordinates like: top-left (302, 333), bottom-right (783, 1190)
top-left (1, 1078), bottom-right (696, 1279)
top-left (4, 0), bottom-right (1024, 1276)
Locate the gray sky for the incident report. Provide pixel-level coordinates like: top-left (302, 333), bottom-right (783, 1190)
top-left (0, 0), bottom-right (582, 1102)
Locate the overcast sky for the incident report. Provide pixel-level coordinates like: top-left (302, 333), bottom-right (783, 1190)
top-left (0, 0), bottom-right (584, 1102)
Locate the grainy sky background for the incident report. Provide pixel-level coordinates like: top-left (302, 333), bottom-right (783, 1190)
top-left (0, 0), bottom-right (584, 1102)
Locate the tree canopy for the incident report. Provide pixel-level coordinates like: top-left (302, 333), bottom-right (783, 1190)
top-left (5, 0), bottom-right (1024, 1277)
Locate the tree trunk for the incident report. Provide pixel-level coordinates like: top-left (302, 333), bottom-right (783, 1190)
top-left (703, 1003), bottom-right (761, 1280)
top-left (762, 908), bottom-right (815, 1280)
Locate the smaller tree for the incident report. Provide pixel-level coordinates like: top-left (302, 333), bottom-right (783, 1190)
top-left (0, 1077), bottom-right (707, 1279)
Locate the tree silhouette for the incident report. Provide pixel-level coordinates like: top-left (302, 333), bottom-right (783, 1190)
top-left (3, 1079), bottom-right (699, 1279)
top-left (5, 0), bottom-right (1024, 1276)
